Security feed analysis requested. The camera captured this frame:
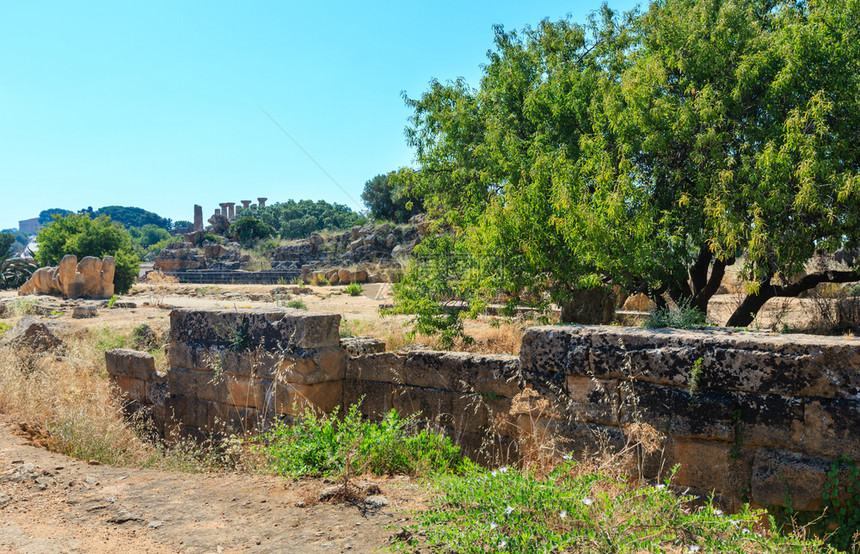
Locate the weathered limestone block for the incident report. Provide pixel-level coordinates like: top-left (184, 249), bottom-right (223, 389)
top-left (520, 326), bottom-right (860, 398)
top-left (105, 349), bottom-right (157, 381)
top-left (0, 316), bottom-right (65, 354)
top-left (401, 350), bottom-right (521, 398)
top-left (346, 352), bottom-right (407, 384)
top-left (340, 336), bottom-right (386, 356)
top-left (18, 255), bottom-right (115, 298)
top-left (750, 450), bottom-right (833, 511)
top-left (170, 308), bottom-right (341, 350)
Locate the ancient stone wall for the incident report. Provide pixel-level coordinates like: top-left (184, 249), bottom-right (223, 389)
top-left (519, 326), bottom-right (860, 511)
top-left (106, 310), bottom-right (860, 513)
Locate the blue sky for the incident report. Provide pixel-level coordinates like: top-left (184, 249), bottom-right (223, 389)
top-left (0, 0), bottom-right (640, 230)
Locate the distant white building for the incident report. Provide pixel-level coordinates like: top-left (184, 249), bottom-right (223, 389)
top-left (19, 218), bottom-right (40, 235)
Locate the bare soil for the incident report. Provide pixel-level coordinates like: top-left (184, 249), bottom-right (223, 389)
top-left (0, 415), bottom-right (427, 553)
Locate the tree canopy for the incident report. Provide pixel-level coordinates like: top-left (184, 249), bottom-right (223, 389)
top-left (93, 206), bottom-right (172, 230)
top-left (393, 0), bottom-right (860, 337)
top-left (36, 213), bottom-right (141, 294)
top-left (361, 172), bottom-right (424, 223)
top-left (39, 208), bottom-right (74, 225)
top-left (250, 199), bottom-right (363, 239)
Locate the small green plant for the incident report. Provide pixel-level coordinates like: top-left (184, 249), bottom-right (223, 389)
top-left (345, 282), bottom-right (364, 296)
top-left (257, 404), bottom-right (464, 479)
top-left (311, 273), bottom-right (330, 286)
top-left (688, 357), bottom-right (704, 394)
top-left (277, 277), bottom-right (288, 285)
top-left (405, 461), bottom-right (833, 553)
top-left (646, 297), bottom-right (707, 329)
top-left (0, 321), bottom-right (11, 336)
top-left (7, 298), bottom-right (40, 317)
top-left (290, 277), bottom-right (304, 285)
top-left (106, 294), bottom-right (119, 307)
top-left (281, 299), bottom-right (307, 311)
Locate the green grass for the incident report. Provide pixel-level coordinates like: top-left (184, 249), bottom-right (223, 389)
top-left (400, 462), bottom-right (836, 553)
top-left (345, 282), bottom-right (364, 296)
top-left (257, 404), bottom-right (465, 479)
top-left (280, 299), bottom-right (308, 311)
top-left (0, 322), bottom-right (10, 336)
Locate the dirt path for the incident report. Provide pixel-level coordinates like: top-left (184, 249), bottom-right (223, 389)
top-left (0, 417), bottom-right (425, 553)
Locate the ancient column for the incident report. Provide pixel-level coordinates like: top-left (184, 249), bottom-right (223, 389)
top-left (257, 197), bottom-right (267, 208)
top-left (214, 208), bottom-right (221, 216)
top-left (219, 203), bottom-right (229, 217)
top-left (193, 205), bottom-right (203, 231)
top-left (241, 200), bottom-right (252, 211)
top-left (226, 202), bottom-right (236, 219)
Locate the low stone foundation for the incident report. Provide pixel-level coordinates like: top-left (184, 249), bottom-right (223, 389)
top-left (105, 309), bottom-right (860, 513)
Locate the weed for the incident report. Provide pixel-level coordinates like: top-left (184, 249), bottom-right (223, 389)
top-left (145, 270), bottom-right (178, 306)
top-left (310, 273), bottom-right (330, 286)
top-left (646, 297), bottom-right (706, 329)
top-left (0, 322), bottom-right (10, 336)
top-left (6, 298), bottom-right (40, 317)
top-left (106, 294), bottom-right (119, 307)
top-left (688, 357), bottom-right (704, 394)
top-left (406, 462), bottom-right (832, 553)
top-left (345, 282), bottom-right (364, 296)
top-left (257, 404), bottom-right (464, 479)
top-left (280, 299), bottom-right (307, 311)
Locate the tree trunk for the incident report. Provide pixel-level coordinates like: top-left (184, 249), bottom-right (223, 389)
top-left (725, 270), bottom-right (860, 328)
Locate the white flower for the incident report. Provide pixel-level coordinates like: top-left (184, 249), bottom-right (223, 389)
top-left (563, 453), bottom-right (573, 461)
top-left (490, 522), bottom-right (498, 530)
top-left (504, 506), bottom-right (514, 515)
top-left (688, 546), bottom-right (701, 553)
top-left (491, 470), bottom-right (497, 477)
top-left (582, 497), bottom-right (593, 506)
top-left (656, 484), bottom-right (667, 490)
top-left (559, 510), bottom-right (567, 519)
top-left (500, 540), bottom-right (507, 548)
top-left (498, 466), bottom-right (509, 474)
top-left (742, 528), bottom-right (750, 534)
top-left (714, 509), bottom-right (723, 516)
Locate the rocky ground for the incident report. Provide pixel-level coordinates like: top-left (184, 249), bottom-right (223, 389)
top-left (0, 415), bottom-right (426, 553)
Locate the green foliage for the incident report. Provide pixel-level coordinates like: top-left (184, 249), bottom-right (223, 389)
top-left (129, 224), bottom-right (171, 249)
top-left (280, 299), bottom-right (307, 311)
top-left (0, 233), bottom-right (14, 255)
top-left (772, 457), bottom-right (860, 553)
top-left (0, 255), bottom-right (37, 289)
top-left (38, 208), bottom-right (74, 225)
top-left (258, 405), bottom-right (464, 479)
top-left (344, 282), bottom-right (363, 296)
top-left (249, 199), bottom-right (362, 239)
top-left (361, 172), bottom-right (423, 223)
top-left (0, 322), bottom-right (11, 336)
top-left (227, 216), bottom-right (275, 247)
top-left (395, 0), bottom-right (860, 334)
top-left (646, 298), bottom-right (707, 329)
top-left (92, 205), bottom-right (171, 230)
top-left (35, 213), bottom-right (140, 294)
top-left (406, 462), bottom-right (836, 553)
top-left (173, 220), bottom-right (193, 229)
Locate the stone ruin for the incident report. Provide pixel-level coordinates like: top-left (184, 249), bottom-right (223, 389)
top-left (19, 255), bottom-right (115, 298)
top-left (107, 308), bottom-right (860, 514)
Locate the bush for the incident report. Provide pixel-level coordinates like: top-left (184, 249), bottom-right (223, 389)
top-left (409, 462), bottom-right (834, 553)
top-left (345, 282), bottom-right (363, 296)
top-left (35, 213), bottom-right (140, 294)
top-left (258, 405), bottom-right (464, 479)
top-left (227, 217), bottom-right (275, 247)
top-left (646, 298), bottom-right (707, 329)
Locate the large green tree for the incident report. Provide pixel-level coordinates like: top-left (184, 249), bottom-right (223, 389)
top-left (362, 172), bottom-right (424, 223)
top-left (36, 214), bottom-right (141, 294)
top-left (395, 0), bottom-right (860, 333)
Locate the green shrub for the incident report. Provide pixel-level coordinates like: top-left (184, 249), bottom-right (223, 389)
top-left (408, 462), bottom-right (835, 553)
top-left (281, 299), bottom-right (307, 311)
top-left (35, 213), bottom-right (140, 294)
top-left (227, 216), bottom-right (275, 247)
top-left (646, 298), bottom-right (707, 329)
top-left (0, 322), bottom-right (11, 336)
top-left (345, 282), bottom-right (363, 296)
top-left (258, 405), bottom-right (464, 479)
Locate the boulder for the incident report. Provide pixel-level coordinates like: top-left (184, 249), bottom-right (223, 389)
top-left (207, 213), bottom-right (229, 234)
top-left (72, 306), bottom-right (98, 319)
top-left (0, 316), bottom-right (65, 354)
top-left (622, 293), bottom-right (656, 312)
top-left (308, 233), bottom-right (325, 248)
top-left (18, 255), bottom-right (115, 299)
top-left (338, 269), bottom-right (352, 283)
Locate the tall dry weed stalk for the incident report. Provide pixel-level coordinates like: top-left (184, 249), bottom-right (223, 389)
top-left (145, 270), bottom-right (179, 307)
